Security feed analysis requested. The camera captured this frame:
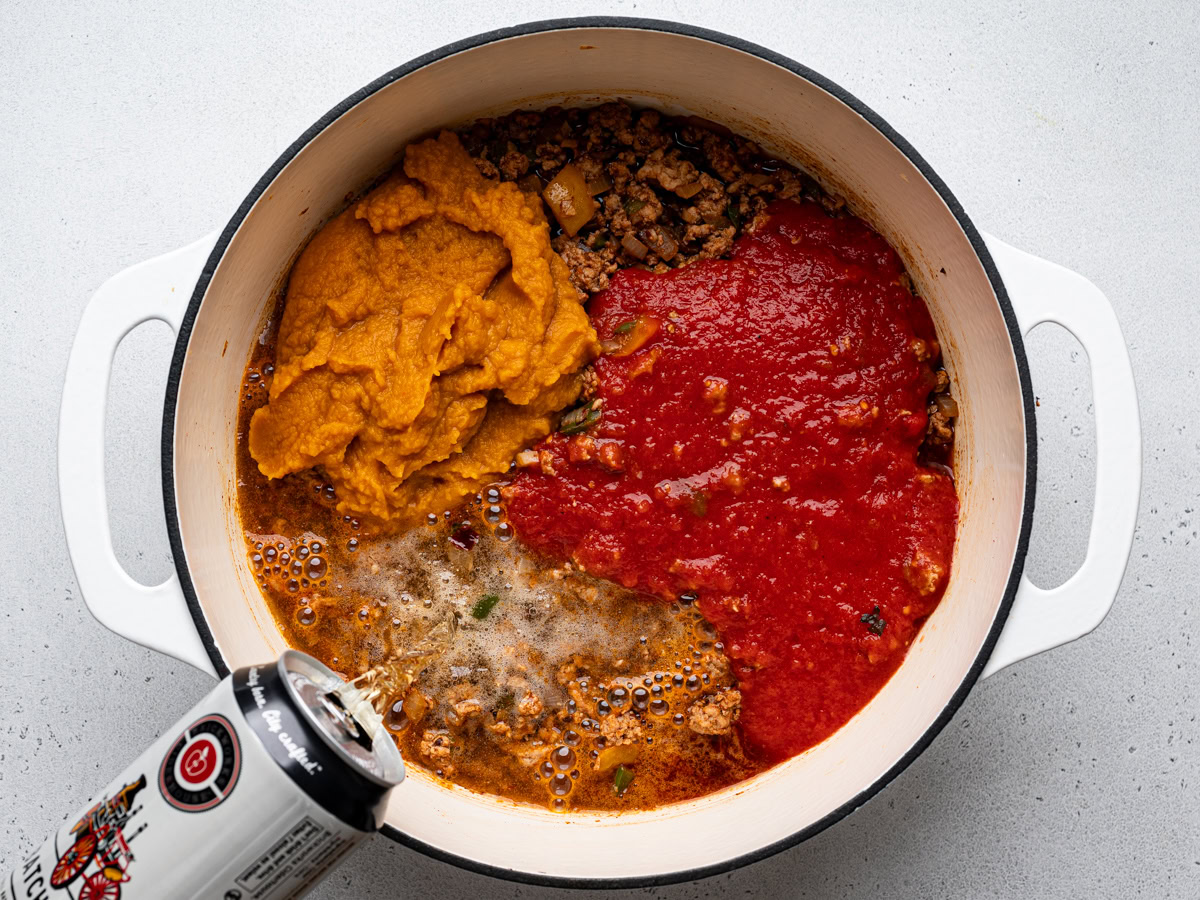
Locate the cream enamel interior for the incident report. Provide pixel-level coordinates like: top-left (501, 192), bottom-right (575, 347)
top-left (170, 27), bottom-right (1027, 880)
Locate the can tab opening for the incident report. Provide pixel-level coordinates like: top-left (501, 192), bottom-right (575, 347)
top-left (319, 690), bottom-right (374, 752)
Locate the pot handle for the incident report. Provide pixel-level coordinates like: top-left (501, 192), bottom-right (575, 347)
top-left (979, 235), bottom-right (1141, 677)
top-left (58, 233), bottom-right (220, 678)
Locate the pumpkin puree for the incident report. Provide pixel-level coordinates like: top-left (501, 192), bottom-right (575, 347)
top-left (249, 132), bottom-right (598, 525)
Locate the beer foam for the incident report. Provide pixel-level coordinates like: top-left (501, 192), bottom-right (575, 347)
top-left (342, 524), bottom-right (689, 718)
top-left (334, 681), bottom-right (386, 739)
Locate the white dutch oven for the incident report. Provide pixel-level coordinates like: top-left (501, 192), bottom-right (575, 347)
top-left (57, 19), bottom-right (1141, 887)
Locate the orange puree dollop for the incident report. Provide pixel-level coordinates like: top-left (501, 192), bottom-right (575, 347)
top-left (249, 132), bottom-right (598, 525)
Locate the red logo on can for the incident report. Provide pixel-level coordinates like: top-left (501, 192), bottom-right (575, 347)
top-left (159, 714), bottom-right (241, 812)
top-left (180, 736), bottom-right (220, 784)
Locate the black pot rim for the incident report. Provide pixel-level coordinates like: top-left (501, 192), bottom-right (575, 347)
top-left (161, 15), bottom-right (1037, 891)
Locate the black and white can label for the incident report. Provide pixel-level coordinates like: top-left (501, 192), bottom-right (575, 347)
top-left (2, 653), bottom-right (401, 900)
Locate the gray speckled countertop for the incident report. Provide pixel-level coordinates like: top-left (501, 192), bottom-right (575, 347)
top-left (1, 1), bottom-right (1196, 897)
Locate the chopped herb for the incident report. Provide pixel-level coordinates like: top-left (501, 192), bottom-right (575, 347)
top-left (559, 400), bottom-right (603, 435)
top-left (726, 202), bottom-right (741, 229)
top-left (494, 691), bottom-right (514, 711)
top-left (590, 232), bottom-right (609, 250)
top-left (614, 319), bottom-right (639, 335)
top-left (861, 605), bottom-right (886, 636)
top-left (471, 593), bottom-right (501, 619)
top-left (690, 492), bottom-right (709, 518)
top-left (624, 198), bottom-right (646, 217)
top-left (613, 765), bottom-right (635, 796)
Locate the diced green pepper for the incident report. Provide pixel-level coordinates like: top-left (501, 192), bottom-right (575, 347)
top-left (559, 401), bottom-right (603, 436)
top-left (613, 765), bottom-right (635, 796)
top-left (471, 594), bottom-right (501, 619)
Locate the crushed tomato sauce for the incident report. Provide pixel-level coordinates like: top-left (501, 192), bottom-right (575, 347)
top-left (504, 200), bottom-right (959, 762)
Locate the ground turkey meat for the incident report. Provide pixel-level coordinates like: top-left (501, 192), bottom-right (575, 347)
top-left (904, 547), bottom-right (946, 596)
top-left (925, 369), bottom-right (957, 447)
top-left (637, 148), bottom-right (701, 194)
top-left (517, 690), bottom-right (544, 717)
top-left (419, 729), bottom-right (456, 774)
top-left (447, 697), bottom-right (483, 728)
top-left (456, 101), bottom-right (842, 293)
top-left (688, 689), bottom-right (742, 736)
top-left (498, 149), bottom-right (530, 180)
top-left (599, 712), bottom-right (644, 746)
top-left (552, 235), bottom-right (618, 294)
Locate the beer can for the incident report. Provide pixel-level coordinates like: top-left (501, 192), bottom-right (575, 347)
top-left (3, 650), bottom-right (404, 900)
